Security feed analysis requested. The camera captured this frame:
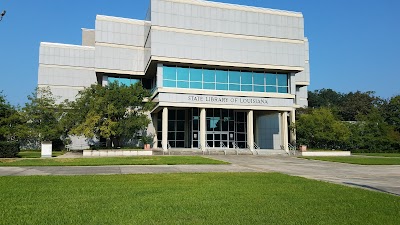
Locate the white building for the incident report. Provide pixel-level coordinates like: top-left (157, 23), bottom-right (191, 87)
top-left (38, 0), bottom-right (310, 153)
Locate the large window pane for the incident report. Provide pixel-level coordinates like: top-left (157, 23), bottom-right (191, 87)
top-left (190, 82), bottom-right (202, 89)
top-left (229, 84), bottom-right (240, 91)
top-left (177, 67), bottom-right (189, 81)
top-left (277, 74), bottom-right (288, 86)
top-left (164, 66), bottom-right (176, 80)
top-left (266, 86), bottom-right (277, 92)
top-left (278, 87), bottom-right (288, 93)
top-left (253, 72), bottom-right (265, 85)
top-left (254, 85), bottom-right (265, 92)
top-left (241, 72), bottom-right (252, 85)
top-left (216, 83), bottom-right (228, 90)
top-left (216, 70), bottom-right (228, 83)
top-left (229, 71), bottom-right (240, 84)
top-left (177, 81), bottom-right (189, 88)
top-left (131, 79), bottom-right (140, 85)
top-left (164, 80), bottom-right (176, 87)
top-left (203, 69), bottom-right (215, 82)
top-left (204, 83), bottom-right (215, 90)
top-left (108, 77), bottom-right (118, 83)
top-left (190, 68), bottom-right (202, 82)
top-left (266, 73), bottom-right (277, 85)
top-left (119, 78), bottom-right (130, 86)
top-left (241, 85), bottom-right (252, 92)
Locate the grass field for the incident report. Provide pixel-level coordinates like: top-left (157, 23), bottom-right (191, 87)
top-left (301, 156), bottom-right (400, 165)
top-left (353, 153), bottom-right (400, 157)
top-left (0, 173), bottom-right (398, 225)
top-left (0, 156), bottom-right (228, 166)
top-left (17, 150), bottom-right (65, 158)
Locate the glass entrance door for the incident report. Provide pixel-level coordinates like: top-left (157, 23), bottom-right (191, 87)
top-left (207, 132), bottom-right (229, 148)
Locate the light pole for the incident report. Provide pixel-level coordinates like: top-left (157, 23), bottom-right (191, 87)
top-left (0, 10), bottom-right (6, 21)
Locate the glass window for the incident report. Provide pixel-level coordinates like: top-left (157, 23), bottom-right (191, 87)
top-left (253, 72), bottom-right (265, 86)
top-left (229, 84), bottom-right (240, 91)
top-left (190, 82), bottom-right (202, 89)
top-left (216, 70), bottom-right (228, 83)
top-left (204, 83), bottom-right (215, 90)
top-left (277, 74), bottom-right (288, 86)
top-left (190, 68), bottom-right (202, 82)
top-left (164, 80), bottom-right (176, 88)
top-left (108, 77), bottom-right (118, 83)
top-left (241, 72), bottom-right (252, 85)
top-left (119, 78), bottom-right (131, 86)
top-left (266, 73), bottom-right (277, 85)
top-left (131, 79), bottom-right (140, 85)
top-left (278, 87), bottom-right (288, 93)
top-left (164, 66), bottom-right (176, 80)
top-left (254, 85), bottom-right (265, 92)
top-left (203, 69), bottom-right (215, 83)
top-left (216, 83), bottom-right (228, 90)
top-left (266, 86), bottom-right (277, 92)
top-left (177, 81), bottom-right (189, 88)
top-left (241, 85), bottom-right (252, 92)
top-left (229, 71), bottom-right (240, 84)
top-left (177, 67), bottom-right (189, 81)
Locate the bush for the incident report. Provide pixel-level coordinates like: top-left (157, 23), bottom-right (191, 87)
top-left (0, 141), bottom-right (20, 158)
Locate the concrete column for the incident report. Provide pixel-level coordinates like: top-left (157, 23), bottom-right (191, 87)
top-left (200, 108), bottom-right (206, 151)
top-left (152, 113), bottom-right (158, 149)
top-left (290, 109), bottom-right (296, 145)
top-left (281, 112), bottom-right (289, 153)
top-left (162, 107), bottom-right (168, 151)
top-left (247, 110), bottom-right (254, 152)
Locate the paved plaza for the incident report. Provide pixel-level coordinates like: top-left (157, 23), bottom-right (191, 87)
top-left (0, 155), bottom-right (399, 196)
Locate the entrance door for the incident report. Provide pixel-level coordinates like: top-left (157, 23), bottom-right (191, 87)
top-left (207, 132), bottom-right (229, 148)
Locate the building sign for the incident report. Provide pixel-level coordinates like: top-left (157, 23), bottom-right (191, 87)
top-left (158, 93), bottom-right (294, 107)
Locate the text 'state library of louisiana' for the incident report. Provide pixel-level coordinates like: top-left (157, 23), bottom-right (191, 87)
top-left (37, 0), bottom-right (310, 154)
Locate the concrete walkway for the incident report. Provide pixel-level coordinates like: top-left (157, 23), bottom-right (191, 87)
top-left (0, 155), bottom-right (399, 196)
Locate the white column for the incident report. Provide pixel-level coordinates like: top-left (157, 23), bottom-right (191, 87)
top-left (281, 112), bottom-right (289, 153)
top-left (200, 108), bottom-right (206, 151)
top-left (152, 113), bottom-right (158, 149)
top-left (162, 107), bottom-right (168, 151)
top-left (290, 109), bottom-right (296, 145)
top-left (247, 110), bottom-right (254, 152)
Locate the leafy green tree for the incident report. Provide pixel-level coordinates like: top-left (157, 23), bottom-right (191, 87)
top-left (0, 92), bottom-right (25, 142)
top-left (352, 108), bottom-right (400, 151)
top-left (22, 87), bottom-right (64, 144)
top-left (383, 95), bottom-right (400, 132)
top-left (340, 91), bottom-right (383, 121)
top-left (66, 82), bottom-right (153, 147)
top-left (296, 108), bottom-right (351, 149)
top-left (308, 89), bottom-right (343, 108)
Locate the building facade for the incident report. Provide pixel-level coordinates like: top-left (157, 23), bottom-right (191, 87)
top-left (38, 0), bottom-right (310, 153)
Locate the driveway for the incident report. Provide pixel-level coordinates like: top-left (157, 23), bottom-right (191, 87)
top-left (207, 155), bottom-right (400, 196)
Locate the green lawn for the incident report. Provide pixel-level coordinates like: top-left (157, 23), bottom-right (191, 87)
top-left (0, 173), bottom-right (398, 225)
top-left (353, 153), bottom-right (400, 157)
top-left (0, 156), bottom-right (228, 166)
top-left (301, 156), bottom-right (400, 165)
top-left (17, 150), bottom-right (65, 158)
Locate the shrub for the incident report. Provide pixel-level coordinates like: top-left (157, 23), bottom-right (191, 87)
top-left (0, 141), bottom-right (20, 158)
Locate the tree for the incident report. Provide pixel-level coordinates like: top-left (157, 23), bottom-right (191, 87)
top-left (66, 82), bottom-right (153, 147)
top-left (22, 87), bottom-right (64, 145)
top-left (340, 91), bottom-right (383, 121)
top-left (0, 92), bottom-right (25, 142)
top-left (384, 95), bottom-right (400, 132)
top-left (352, 108), bottom-right (400, 151)
top-left (296, 108), bottom-right (351, 149)
top-left (308, 89), bottom-right (343, 108)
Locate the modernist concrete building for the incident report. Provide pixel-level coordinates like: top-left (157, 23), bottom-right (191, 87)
top-left (38, 0), bottom-right (310, 153)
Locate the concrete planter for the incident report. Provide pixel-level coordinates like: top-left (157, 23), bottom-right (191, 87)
top-left (83, 150), bottom-right (153, 157)
top-left (299, 145), bottom-right (307, 152)
top-left (41, 141), bottom-right (52, 158)
top-left (300, 151), bottom-right (351, 157)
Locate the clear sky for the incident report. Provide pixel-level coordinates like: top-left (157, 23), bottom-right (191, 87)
top-left (0, 0), bottom-right (399, 106)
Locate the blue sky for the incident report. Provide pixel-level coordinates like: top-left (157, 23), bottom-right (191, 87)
top-left (0, 0), bottom-right (399, 106)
